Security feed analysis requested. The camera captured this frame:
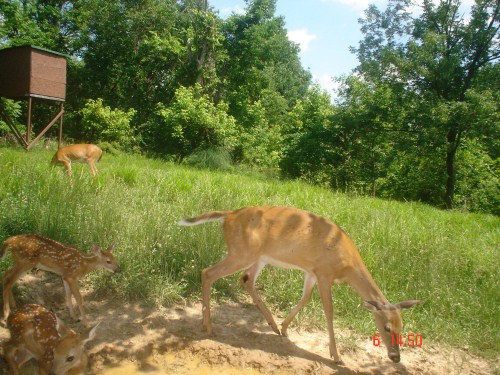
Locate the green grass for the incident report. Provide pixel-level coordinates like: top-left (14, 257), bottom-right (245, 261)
top-left (0, 145), bottom-right (498, 358)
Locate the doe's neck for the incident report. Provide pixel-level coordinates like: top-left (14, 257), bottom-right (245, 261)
top-left (348, 266), bottom-right (389, 304)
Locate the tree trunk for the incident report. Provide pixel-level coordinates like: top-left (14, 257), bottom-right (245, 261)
top-left (445, 147), bottom-right (456, 209)
top-left (445, 126), bottom-right (460, 209)
top-left (195, 0), bottom-right (209, 87)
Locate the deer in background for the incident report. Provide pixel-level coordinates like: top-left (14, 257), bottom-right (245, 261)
top-left (1, 234), bottom-right (120, 324)
top-left (179, 206), bottom-right (422, 364)
top-left (3, 304), bottom-right (99, 375)
top-left (51, 144), bottom-right (103, 177)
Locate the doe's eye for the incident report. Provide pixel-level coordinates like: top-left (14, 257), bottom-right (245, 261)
top-left (66, 356), bottom-right (75, 363)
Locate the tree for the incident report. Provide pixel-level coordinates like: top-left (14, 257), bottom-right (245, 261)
top-left (280, 85), bottom-right (337, 185)
top-left (72, 0), bottom-right (184, 109)
top-left (215, 0), bottom-right (311, 167)
top-left (180, 0), bottom-right (226, 93)
top-left (352, 0), bottom-right (499, 209)
top-left (0, 0), bottom-right (76, 52)
top-left (219, 0), bottom-right (311, 114)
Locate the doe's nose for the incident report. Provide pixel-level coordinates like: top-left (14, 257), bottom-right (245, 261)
top-left (389, 352), bottom-right (400, 363)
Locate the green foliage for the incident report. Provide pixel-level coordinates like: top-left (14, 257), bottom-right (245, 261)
top-left (79, 98), bottom-right (136, 148)
top-left (220, 0), bottom-right (311, 122)
top-left (351, 0), bottom-right (500, 209)
top-left (181, 4), bottom-right (227, 93)
top-left (0, 99), bottom-right (23, 135)
top-left (281, 85), bottom-right (336, 184)
top-left (66, 0), bottom-right (186, 129)
top-left (0, 147), bottom-right (498, 358)
top-left (455, 139), bottom-right (499, 215)
top-left (0, 0), bottom-right (73, 51)
top-left (145, 85), bottom-right (239, 157)
top-left (236, 99), bottom-right (284, 168)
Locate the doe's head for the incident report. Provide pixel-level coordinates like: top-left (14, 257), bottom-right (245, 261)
top-left (364, 300), bottom-right (422, 363)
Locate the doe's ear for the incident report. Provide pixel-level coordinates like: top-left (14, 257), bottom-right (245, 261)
top-left (363, 301), bottom-right (384, 311)
top-left (395, 300), bottom-right (423, 310)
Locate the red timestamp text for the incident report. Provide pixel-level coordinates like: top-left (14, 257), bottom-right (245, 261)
top-left (372, 333), bottom-right (423, 347)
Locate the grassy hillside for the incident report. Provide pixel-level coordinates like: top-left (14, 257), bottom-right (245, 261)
top-left (0, 145), bottom-right (498, 358)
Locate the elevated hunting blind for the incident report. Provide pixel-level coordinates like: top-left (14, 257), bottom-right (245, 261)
top-left (0, 45), bottom-right (67, 149)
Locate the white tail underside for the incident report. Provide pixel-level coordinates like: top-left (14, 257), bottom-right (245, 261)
top-left (177, 217), bottom-right (225, 226)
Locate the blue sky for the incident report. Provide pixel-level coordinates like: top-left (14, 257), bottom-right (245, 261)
top-left (210, 0), bottom-right (476, 97)
top-left (210, 0), bottom-right (389, 97)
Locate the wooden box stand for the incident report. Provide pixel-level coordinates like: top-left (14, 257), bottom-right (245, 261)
top-left (0, 45), bottom-right (67, 149)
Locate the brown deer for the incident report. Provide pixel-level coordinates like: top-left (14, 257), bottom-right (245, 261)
top-left (1, 234), bottom-right (120, 324)
top-left (51, 144), bottom-right (103, 176)
top-left (179, 206), bottom-right (422, 364)
top-left (3, 304), bottom-right (99, 375)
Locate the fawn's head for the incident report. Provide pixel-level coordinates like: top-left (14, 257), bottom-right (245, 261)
top-left (52, 322), bottom-right (99, 375)
top-left (364, 300), bottom-right (422, 363)
top-left (92, 244), bottom-right (120, 273)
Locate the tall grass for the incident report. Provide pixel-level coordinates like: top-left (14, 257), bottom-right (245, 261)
top-left (0, 145), bottom-right (498, 358)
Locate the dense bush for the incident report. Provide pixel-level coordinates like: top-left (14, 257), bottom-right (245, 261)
top-left (79, 98), bottom-right (136, 149)
top-left (144, 85), bottom-right (239, 158)
top-left (237, 100), bottom-right (284, 168)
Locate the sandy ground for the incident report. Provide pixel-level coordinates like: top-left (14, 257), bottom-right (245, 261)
top-left (0, 273), bottom-right (497, 375)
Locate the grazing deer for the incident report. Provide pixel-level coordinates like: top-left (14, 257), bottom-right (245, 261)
top-left (51, 144), bottom-right (103, 177)
top-left (1, 234), bottom-right (120, 324)
top-left (3, 304), bottom-right (99, 375)
top-left (179, 206), bottom-right (422, 364)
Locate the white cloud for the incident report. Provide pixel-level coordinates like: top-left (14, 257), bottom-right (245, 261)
top-left (288, 29), bottom-right (317, 52)
top-left (313, 74), bottom-right (341, 98)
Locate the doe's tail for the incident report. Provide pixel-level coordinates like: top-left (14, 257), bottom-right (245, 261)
top-left (178, 211), bottom-right (231, 226)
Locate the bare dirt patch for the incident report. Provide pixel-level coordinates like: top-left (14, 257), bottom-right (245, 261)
top-left (0, 273), bottom-right (497, 374)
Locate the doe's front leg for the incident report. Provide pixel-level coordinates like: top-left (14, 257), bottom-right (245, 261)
top-left (240, 264), bottom-right (281, 335)
top-left (317, 278), bottom-right (343, 364)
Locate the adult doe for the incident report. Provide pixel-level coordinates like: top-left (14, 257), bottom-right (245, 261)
top-left (179, 206), bottom-right (422, 363)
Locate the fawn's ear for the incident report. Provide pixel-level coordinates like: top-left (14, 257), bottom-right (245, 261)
top-left (91, 244), bottom-right (102, 255)
top-left (56, 315), bottom-right (68, 335)
top-left (83, 322), bottom-right (100, 346)
top-left (106, 243), bottom-right (116, 253)
top-left (395, 300), bottom-right (423, 310)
